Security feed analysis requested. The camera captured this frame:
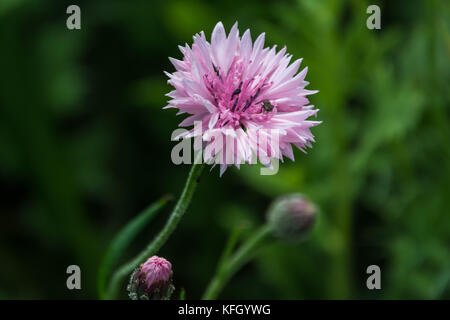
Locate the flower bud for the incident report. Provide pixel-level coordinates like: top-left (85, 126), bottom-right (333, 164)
top-left (127, 255), bottom-right (175, 300)
top-left (267, 193), bottom-right (317, 242)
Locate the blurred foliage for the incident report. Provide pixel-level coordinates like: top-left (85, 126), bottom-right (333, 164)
top-left (0, 0), bottom-right (449, 299)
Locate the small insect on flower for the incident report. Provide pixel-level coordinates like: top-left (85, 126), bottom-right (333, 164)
top-left (127, 256), bottom-right (175, 300)
top-left (165, 22), bottom-right (321, 175)
top-left (261, 100), bottom-right (275, 112)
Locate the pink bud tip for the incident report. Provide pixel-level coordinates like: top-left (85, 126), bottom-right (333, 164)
top-left (127, 256), bottom-right (174, 300)
top-left (140, 256), bottom-right (172, 290)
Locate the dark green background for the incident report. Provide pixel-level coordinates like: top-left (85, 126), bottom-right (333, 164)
top-left (0, 0), bottom-right (449, 299)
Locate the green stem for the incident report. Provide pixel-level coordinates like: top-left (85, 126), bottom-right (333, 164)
top-left (202, 224), bottom-right (272, 300)
top-left (106, 161), bottom-right (204, 299)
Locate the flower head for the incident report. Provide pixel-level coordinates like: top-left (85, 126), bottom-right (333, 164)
top-left (165, 22), bottom-right (321, 175)
top-left (267, 193), bottom-right (317, 242)
top-left (127, 255), bottom-right (174, 300)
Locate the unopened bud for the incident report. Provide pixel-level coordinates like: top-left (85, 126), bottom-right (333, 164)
top-left (127, 255), bottom-right (175, 300)
top-left (267, 193), bottom-right (317, 242)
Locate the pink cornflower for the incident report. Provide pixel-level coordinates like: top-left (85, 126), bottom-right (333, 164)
top-left (165, 22), bottom-right (321, 175)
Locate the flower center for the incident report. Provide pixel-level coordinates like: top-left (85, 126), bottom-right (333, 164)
top-left (203, 57), bottom-right (275, 129)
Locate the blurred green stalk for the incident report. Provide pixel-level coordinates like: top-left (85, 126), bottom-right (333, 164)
top-left (202, 224), bottom-right (272, 300)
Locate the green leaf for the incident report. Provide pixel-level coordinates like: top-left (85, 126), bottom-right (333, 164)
top-left (97, 195), bottom-right (171, 299)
